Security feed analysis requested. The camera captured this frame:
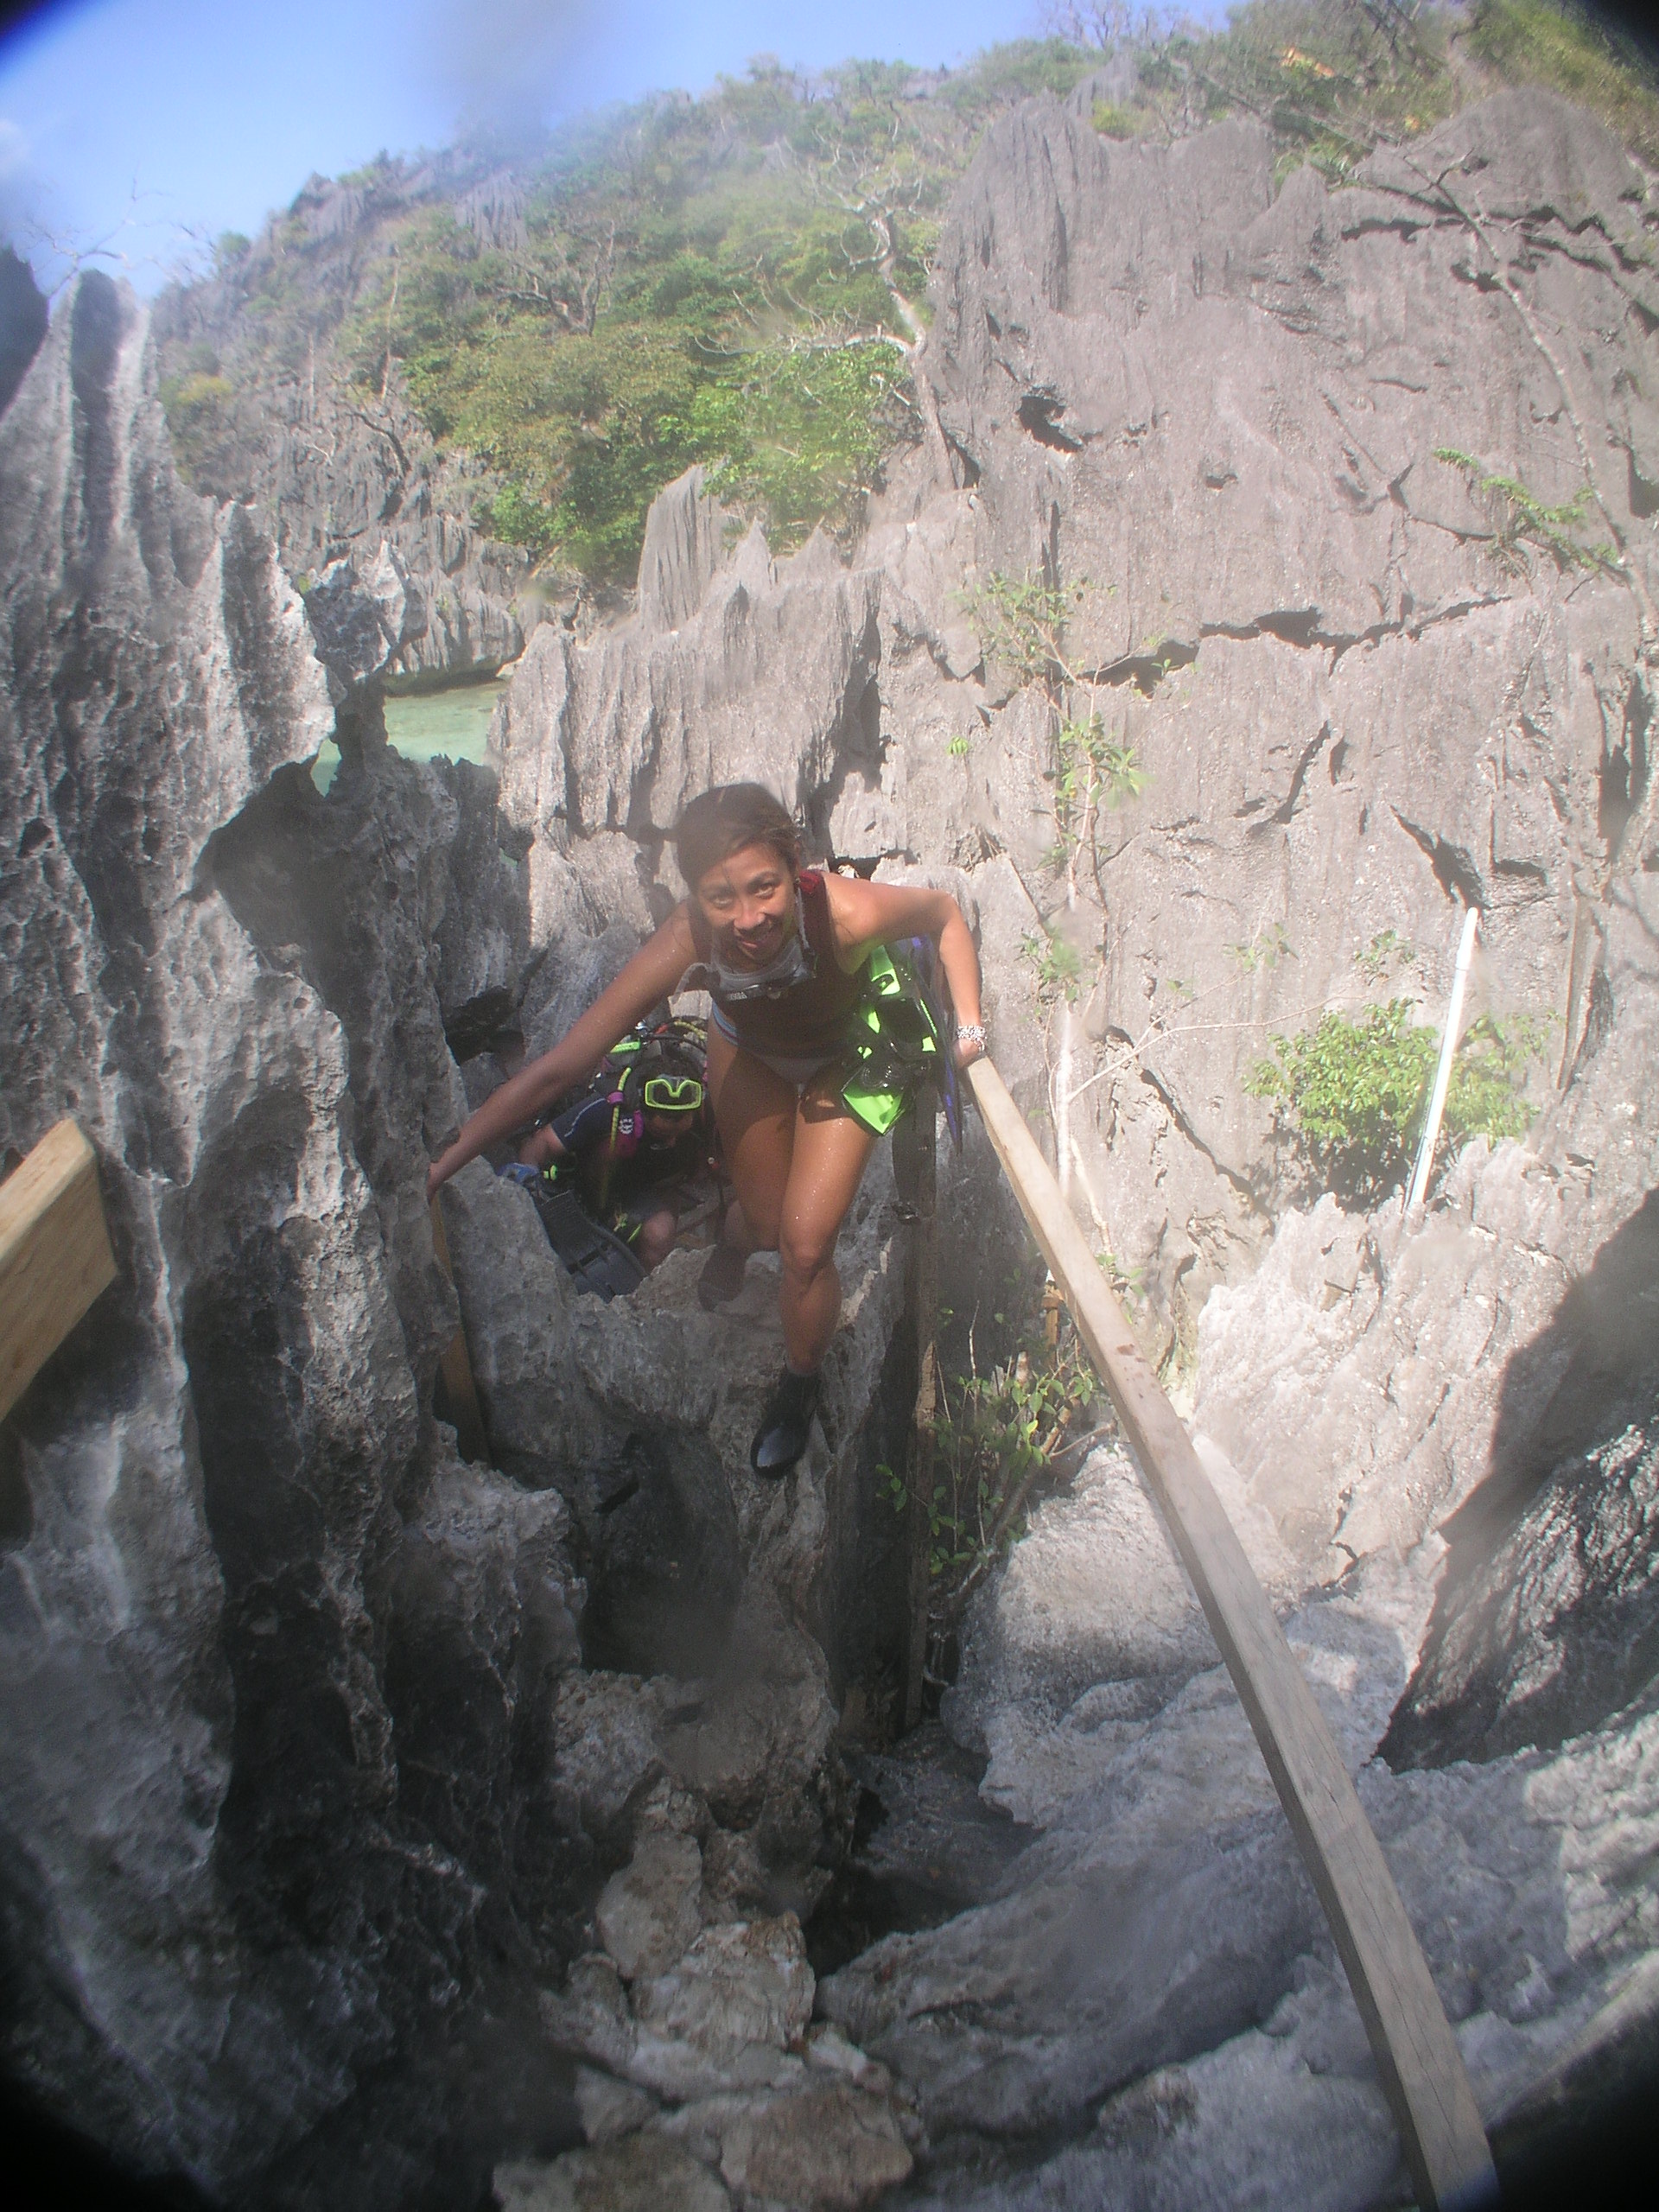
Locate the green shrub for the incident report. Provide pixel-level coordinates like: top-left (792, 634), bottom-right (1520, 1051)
top-left (886, 1274), bottom-right (1102, 1611)
top-left (1054, 713), bottom-right (1147, 835)
top-left (1245, 997), bottom-right (1549, 1205)
top-left (476, 480), bottom-right (559, 556)
top-left (700, 338), bottom-right (912, 550)
top-left (1023, 925), bottom-right (1084, 1002)
top-left (158, 367), bottom-right (238, 484)
top-left (1092, 102), bottom-right (1149, 140)
top-left (1433, 448), bottom-right (1618, 575)
top-left (1081, 2), bottom-right (1659, 175)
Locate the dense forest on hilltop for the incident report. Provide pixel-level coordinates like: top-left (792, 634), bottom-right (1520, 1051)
top-left (156, 1), bottom-right (1659, 592)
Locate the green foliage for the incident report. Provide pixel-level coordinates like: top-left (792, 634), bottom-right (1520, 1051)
top-left (943, 37), bottom-right (1100, 115)
top-left (700, 339), bottom-right (912, 547)
top-left (1053, 713), bottom-right (1147, 836)
top-left (1245, 997), bottom-right (1552, 1205)
top-left (1093, 100), bottom-right (1150, 140)
top-left (1096, 1247), bottom-right (1147, 1300)
top-left (158, 350), bottom-right (238, 484)
top-left (1355, 928), bottom-right (1415, 981)
top-left (1443, 1012), bottom-right (1554, 1146)
top-left (1433, 448), bottom-right (1618, 576)
top-left (1071, 2), bottom-right (1659, 178)
top-left (963, 569), bottom-right (1079, 686)
top-left (176, 6), bottom-right (1659, 592)
top-left (1076, 1), bottom-right (1460, 178)
top-left (476, 480), bottom-right (560, 556)
top-left (922, 1294), bottom-right (1101, 1596)
top-left (324, 47), bottom-right (1081, 580)
top-left (1226, 922), bottom-right (1295, 973)
top-left (1023, 925), bottom-right (1084, 1001)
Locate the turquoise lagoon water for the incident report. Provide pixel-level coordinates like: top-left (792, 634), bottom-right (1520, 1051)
top-left (311, 677), bottom-right (506, 792)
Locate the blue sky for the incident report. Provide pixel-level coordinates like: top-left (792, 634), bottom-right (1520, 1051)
top-left (0, 0), bottom-right (1208, 292)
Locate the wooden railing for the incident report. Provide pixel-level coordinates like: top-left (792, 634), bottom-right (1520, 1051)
top-left (963, 1056), bottom-right (1497, 2212)
top-left (1, 1121), bottom-right (117, 1421)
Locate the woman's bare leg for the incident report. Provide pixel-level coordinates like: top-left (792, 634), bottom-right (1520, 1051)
top-left (776, 1084), bottom-right (876, 1374)
top-left (705, 1023), bottom-right (798, 1255)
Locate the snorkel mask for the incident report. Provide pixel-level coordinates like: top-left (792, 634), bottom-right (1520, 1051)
top-left (642, 1074), bottom-right (705, 1116)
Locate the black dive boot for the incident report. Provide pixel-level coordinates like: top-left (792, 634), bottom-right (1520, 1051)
top-left (697, 1238), bottom-right (748, 1310)
top-left (750, 1368), bottom-right (819, 1477)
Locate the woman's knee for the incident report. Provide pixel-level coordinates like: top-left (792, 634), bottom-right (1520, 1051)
top-left (779, 1217), bottom-right (837, 1282)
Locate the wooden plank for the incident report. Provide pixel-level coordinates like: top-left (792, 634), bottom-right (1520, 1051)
top-left (0, 1121), bottom-right (118, 1421)
top-left (903, 1339), bottom-right (938, 1730)
top-left (965, 1057), bottom-right (1497, 2212)
top-left (429, 1198), bottom-right (490, 1465)
top-left (898, 1096), bottom-right (939, 1730)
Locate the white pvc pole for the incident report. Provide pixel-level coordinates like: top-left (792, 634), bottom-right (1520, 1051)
top-left (1407, 904), bottom-right (1480, 1218)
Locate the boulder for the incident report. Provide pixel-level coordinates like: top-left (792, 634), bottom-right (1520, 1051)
top-left (496, 2133), bottom-right (732, 2212)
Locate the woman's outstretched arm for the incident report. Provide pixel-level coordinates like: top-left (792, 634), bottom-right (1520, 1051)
top-left (824, 875), bottom-right (986, 1065)
top-left (426, 906), bottom-right (698, 1200)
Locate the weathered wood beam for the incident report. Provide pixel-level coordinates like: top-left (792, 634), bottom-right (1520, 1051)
top-left (902, 1096), bottom-right (942, 1734)
top-left (0, 1121), bottom-right (118, 1422)
top-left (429, 1196), bottom-right (490, 1465)
top-left (965, 1055), bottom-right (1497, 2212)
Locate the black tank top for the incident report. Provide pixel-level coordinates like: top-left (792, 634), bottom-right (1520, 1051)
top-left (689, 870), bottom-right (868, 1060)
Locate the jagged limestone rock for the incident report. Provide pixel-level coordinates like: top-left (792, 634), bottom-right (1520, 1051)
top-left (496, 2133), bottom-right (733, 2212)
top-left (597, 1833), bottom-right (705, 1983)
top-left (638, 464), bottom-right (734, 637)
top-left (437, 1147), bottom-right (906, 1899)
top-left (302, 541), bottom-right (426, 700)
top-left (486, 87), bottom-right (1657, 1343)
top-left (0, 275), bottom-right (586, 2204)
top-left (941, 1436), bottom-right (1296, 1827)
top-left (150, 165), bottom-right (544, 681)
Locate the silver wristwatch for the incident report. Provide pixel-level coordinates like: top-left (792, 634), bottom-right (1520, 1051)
top-left (956, 1022), bottom-right (987, 1049)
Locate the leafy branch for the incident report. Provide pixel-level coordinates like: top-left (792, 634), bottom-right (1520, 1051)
top-left (1433, 448), bottom-right (1618, 576)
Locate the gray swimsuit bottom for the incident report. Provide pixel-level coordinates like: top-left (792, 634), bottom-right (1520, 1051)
top-left (709, 1005), bottom-right (842, 1089)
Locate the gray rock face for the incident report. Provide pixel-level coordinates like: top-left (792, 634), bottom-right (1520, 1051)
top-left (486, 87), bottom-right (1657, 1368)
top-left (437, 1138), bottom-right (912, 1885)
top-left (0, 276), bottom-right (586, 2204)
top-left (639, 466), bottom-right (735, 637)
top-left (149, 162), bottom-right (548, 680)
top-left (782, 89), bottom-right (1659, 2205)
top-left (0, 244), bottom-right (48, 416)
top-left (910, 86), bottom-right (1658, 1344)
top-left (302, 541), bottom-right (426, 699)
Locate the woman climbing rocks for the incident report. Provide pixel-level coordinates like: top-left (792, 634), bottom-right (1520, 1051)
top-left (425, 783), bottom-right (987, 1476)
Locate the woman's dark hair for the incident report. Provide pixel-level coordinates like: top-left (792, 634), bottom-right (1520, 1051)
top-left (674, 783), bottom-right (800, 891)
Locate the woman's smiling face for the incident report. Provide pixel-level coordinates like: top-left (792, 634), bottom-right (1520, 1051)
top-left (694, 840), bottom-right (797, 968)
